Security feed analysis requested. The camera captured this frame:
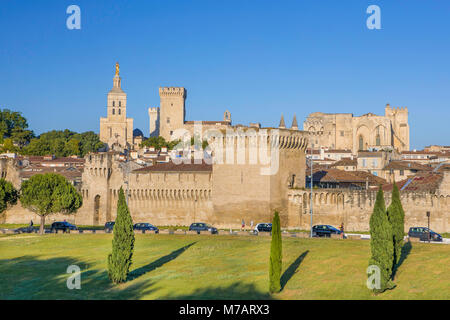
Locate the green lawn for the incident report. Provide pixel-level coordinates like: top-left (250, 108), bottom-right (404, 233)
top-left (0, 234), bottom-right (448, 300)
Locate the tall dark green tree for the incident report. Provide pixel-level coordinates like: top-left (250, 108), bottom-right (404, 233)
top-left (20, 173), bottom-right (83, 234)
top-left (108, 188), bottom-right (135, 284)
top-left (387, 183), bottom-right (405, 268)
top-left (368, 187), bottom-right (395, 293)
top-left (269, 211), bottom-right (282, 293)
top-left (0, 178), bottom-right (18, 214)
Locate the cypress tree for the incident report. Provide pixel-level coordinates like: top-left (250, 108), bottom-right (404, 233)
top-left (368, 187), bottom-right (395, 293)
top-left (387, 183), bottom-right (405, 268)
top-left (107, 187), bottom-right (135, 284)
top-left (269, 211), bottom-right (282, 293)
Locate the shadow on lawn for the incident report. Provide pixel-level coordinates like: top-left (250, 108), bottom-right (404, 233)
top-left (280, 250), bottom-right (309, 291)
top-left (392, 241), bottom-right (412, 280)
top-left (163, 282), bottom-right (274, 300)
top-left (128, 242), bottom-right (196, 281)
top-left (0, 255), bottom-right (156, 299)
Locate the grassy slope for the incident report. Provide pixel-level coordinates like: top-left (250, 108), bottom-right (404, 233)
top-left (0, 234), bottom-right (448, 300)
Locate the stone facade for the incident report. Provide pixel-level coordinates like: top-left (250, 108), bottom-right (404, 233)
top-left (304, 104), bottom-right (410, 154)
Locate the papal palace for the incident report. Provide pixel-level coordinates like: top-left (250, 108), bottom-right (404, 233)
top-left (1, 64), bottom-right (449, 232)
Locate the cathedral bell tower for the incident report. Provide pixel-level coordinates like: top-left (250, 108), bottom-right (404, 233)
top-left (99, 63), bottom-right (134, 150)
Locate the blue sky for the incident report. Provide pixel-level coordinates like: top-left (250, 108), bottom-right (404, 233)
top-left (0, 0), bottom-right (449, 149)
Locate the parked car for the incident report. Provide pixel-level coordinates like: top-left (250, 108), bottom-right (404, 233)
top-left (312, 225), bottom-right (342, 237)
top-left (104, 221), bottom-right (115, 233)
top-left (16, 226), bottom-right (36, 233)
top-left (254, 223), bottom-right (272, 233)
top-left (51, 221), bottom-right (78, 233)
top-left (133, 223), bottom-right (159, 233)
top-left (408, 227), bottom-right (442, 242)
top-left (189, 222), bottom-right (218, 234)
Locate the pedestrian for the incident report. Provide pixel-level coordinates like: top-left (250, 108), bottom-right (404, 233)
top-left (241, 219), bottom-right (245, 231)
top-left (250, 220), bottom-right (254, 231)
top-left (29, 220), bottom-right (33, 227)
top-left (340, 222), bottom-right (345, 239)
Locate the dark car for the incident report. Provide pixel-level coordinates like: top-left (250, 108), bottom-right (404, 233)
top-left (312, 225), bottom-right (342, 238)
top-left (189, 222), bottom-right (218, 234)
top-left (133, 223), bottom-right (159, 233)
top-left (51, 221), bottom-right (77, 233)
top-left (408, 227), bottom-right (442, 242)
top-left (254, 223), bottom-right (272, 233)
top-left (16, 226), bottom-right (36, 233)
top-left (104, 221), bottom-right (115, 233)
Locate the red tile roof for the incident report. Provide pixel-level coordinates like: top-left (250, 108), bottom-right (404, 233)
top-left (383, 161), bottom-right (432, 171)
top-left (382, 172), bottom-right (443, 192)
top-left (133, 161), bottom-right (212, 173)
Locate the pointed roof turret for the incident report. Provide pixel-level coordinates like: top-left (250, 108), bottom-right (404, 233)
top-left (291, 114), bottom-right (298, 130)
top-left (279, 114), bottom-right (286, 129)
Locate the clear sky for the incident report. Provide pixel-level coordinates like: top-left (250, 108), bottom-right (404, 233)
top-left (0, 0), bottom-right (449, 149)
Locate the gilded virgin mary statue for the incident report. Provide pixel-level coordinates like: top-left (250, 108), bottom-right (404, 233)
top-left (115, 62), bottom-right (120, 76)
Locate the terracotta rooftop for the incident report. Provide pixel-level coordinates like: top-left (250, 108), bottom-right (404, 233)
top-left (19, 155), bottom-right (85, 164)
top-left (309, 168), bottom-right (364, 183)
top-left (19, 166), bottom-right (83, 180)
top-left (351, 170), bottom-right (387, 185)
top-left (331, 158), bottom-right (357, 167)
top-left (133, 161), bottom-right (212, 173)
top-left (383, 161), bottom-right (432, 171)
top-left (382, 172), bottom-right (443, 192)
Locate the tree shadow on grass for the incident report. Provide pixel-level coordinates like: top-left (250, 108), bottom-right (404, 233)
top-left (0, 255), bottom-right (157, 299)
top-left (128, 242), bottom-right (197, 281)
top-left (162, 282), bottom-right (274, 300)
top-left (280, 250), bottom-right (309, 291)
top-left (392, 240), bottom-right (412, 280)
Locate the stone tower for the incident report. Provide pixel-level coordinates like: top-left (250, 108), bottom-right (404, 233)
top-left (148, 107), bottom-right (160, 137)
top-left (159, 87), bottom-right (186, 141)
top-left (385, 104), bottom-right (410, 151)
top-left (99, 63), bottom-right (134, 150)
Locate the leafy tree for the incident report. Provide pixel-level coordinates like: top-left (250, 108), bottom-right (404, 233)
top-left (78, 131), bottom-right (105, 156)
top-left (387, 183), bottom-right (405, 268)
top-left (0, 138), bottom-right (18, 153)
top-left (269, 211), bottom-right (282, 293)
top-left (140, 136), bottom-right (180, 150)
top-left (0, 109), bottom-right (34, 146)
top-left (108, 187), bottom-right (135, 284)
top-left (368, 187), bottom-right (395, 293)
top-left (20, 173), bottom-right (82, 234)
top-left (0, 179), bottom-right (18, 214)
top-left (22, 130), bottom-right (105, 157)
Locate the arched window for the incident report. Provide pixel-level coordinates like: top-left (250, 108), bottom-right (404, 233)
top-left (118, 109), bottom-right (121, 115)
top-left (119, 101), bottom-right (121, 107)
top-left (112, 109), bottom-right (115, 115)
top-left (359, 135), bottom-right (364, 150)
top-left (376, 134), bottom-right (381, 146)
top-left (112, 101), bottom-right (115, 107)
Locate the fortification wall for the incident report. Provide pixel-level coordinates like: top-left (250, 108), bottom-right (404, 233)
top-left (287, 189), bottom-right (450, 233)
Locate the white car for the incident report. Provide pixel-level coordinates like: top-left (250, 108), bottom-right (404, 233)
top-left (254, 223), bottom-right (272, 233)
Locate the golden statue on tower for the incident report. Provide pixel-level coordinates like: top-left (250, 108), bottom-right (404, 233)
top-left (115, 62), bottom-right (120, 76)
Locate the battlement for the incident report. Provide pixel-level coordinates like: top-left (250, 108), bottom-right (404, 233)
top-left (385, 104), bottom-right (408, 114)
top-left (148, 107), bottom-right (159, 113)
top-left (159, 87), bottom-right (186, 98)
top-left (84, 152), bottom-right (115, 168)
